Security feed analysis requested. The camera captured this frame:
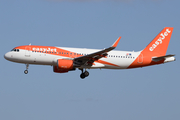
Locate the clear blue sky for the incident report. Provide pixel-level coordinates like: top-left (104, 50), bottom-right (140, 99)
top-left (1, 0), bottom-right (180, 120)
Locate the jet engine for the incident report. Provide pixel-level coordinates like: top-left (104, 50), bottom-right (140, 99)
top-left (53, 59), bottom-right (75, 73)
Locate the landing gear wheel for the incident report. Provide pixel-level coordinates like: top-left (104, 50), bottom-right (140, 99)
top-left (24, 70), bottom-right (28, 74)
top-left (80, 73), bottom-right (86, 79)
top-left (79, 69), bottom-right (90, 79)
top-left (84, 71), bottom-right (89, 77)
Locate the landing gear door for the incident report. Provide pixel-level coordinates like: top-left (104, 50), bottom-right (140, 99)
top-left (25, 46), bottom-right (31, 57)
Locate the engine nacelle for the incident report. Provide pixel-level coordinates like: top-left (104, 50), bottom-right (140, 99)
top-left (53, 59), bottom-right (75, 73)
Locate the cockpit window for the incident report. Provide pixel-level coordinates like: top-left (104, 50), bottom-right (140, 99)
top-left (11, 49), bottom-right (20, 52)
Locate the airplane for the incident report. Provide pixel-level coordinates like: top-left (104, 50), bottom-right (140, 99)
top-left (4, 27), bottom-right (175, 79)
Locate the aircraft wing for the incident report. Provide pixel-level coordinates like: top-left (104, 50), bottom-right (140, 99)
top-left (73, 37), bottom-right (121, 67)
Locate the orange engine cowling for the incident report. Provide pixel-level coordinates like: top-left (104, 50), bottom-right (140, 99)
top-left (53, 59), bottom-right (74, 73)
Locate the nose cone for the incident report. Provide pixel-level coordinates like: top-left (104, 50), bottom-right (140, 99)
top-left (4, 52), bottom-right (11, 60)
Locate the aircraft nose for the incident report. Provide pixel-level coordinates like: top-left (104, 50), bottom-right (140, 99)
top-left (4, 52), bottom-right (11, 60)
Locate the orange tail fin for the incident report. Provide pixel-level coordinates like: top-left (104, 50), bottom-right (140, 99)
top-left (142, 27), bottom-right (173, 56)
top-left (128, 27), bottom-right (174, 69)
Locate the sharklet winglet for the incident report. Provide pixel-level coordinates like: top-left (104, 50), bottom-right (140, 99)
top-left (112, 37), bottom-right (121, 48)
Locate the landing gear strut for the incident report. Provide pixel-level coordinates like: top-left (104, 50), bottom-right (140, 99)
top-left (80, 69), bottom-right (89, 79)
top-left (24, 64), bottom-right (29, 74)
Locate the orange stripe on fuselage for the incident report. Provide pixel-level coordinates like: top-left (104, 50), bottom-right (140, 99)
top-left (15, 45), bottom-right (81, 58)
top-left (128, 53), bottom-right (164, 69)
top-left (96, 60), bottom-right (120, 67)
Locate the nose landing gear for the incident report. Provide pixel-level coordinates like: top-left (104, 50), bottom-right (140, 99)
top-left (24, 64), bottom-right (29, 74)
top-left (80, 69), bottom-right (89, 79)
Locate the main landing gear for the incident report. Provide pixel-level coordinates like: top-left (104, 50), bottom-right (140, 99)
top-left (24, 64), bottom-right (29, 74)
top-left (80, 69), bottom-right (89, 79)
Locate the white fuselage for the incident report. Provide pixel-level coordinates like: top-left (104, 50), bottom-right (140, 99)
top-left (4, 47), bottom-right (141, 69)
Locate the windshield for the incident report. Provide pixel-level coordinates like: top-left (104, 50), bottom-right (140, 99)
top-left (11, 49), bottom-right (19, 52)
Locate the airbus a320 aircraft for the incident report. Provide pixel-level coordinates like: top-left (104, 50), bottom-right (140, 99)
top-left (4, 27), bottom-right (175, 79)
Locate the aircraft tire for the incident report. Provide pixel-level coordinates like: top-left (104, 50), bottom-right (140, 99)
top-left (24, 70), bottom-right (28, 74)
top-left (80, 73), bottom-right (86, 79)
top-left (84, 71), bottom-right (89, 77)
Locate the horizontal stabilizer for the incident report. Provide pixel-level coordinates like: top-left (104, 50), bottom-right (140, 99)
top-left (152, 54), bottom-right (175, 62)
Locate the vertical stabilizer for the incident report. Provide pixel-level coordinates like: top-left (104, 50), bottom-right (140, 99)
top-left (128, 27), bottom-right (174, 68)
top-left (142, 27), bottom-right (173, 56)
